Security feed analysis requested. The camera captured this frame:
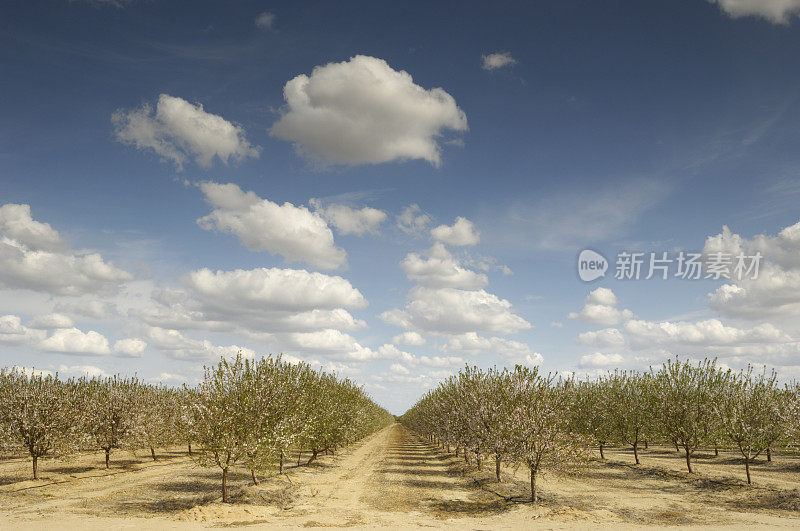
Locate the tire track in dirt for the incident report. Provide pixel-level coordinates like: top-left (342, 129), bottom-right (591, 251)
top-left (277, 423), bottom-right (486, 527)
top-left (363, 424), bottom-right (473, 515)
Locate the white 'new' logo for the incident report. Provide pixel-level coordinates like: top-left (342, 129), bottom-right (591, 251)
top-left (578, 249), bottom-right (608, 282)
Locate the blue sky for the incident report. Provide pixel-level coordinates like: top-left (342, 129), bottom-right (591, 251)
top-left (2, 0), bottom-right (800, 413)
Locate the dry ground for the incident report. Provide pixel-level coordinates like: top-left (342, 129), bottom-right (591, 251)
top-left (2, 423), bottom-right (800, 529)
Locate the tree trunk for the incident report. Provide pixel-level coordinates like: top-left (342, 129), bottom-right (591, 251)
top-left (633, 441), bottom-right (640, 465)
top-left (530, 467), bottom-right (537, 502)
top-left (464, 451), bottom-right (469, 464)
top-left (644, 440), bottom-right (648, 449)
top-left (745, 455), bottom-right (751, 484)
top-left (32, 455), bottom-right (39, 480)
top-left (599, 443), bottom-right (605, 460)
top-left (105, 447), bottom-right (111, 469)
top-left (188, 442), bottom-right (192, 455)
top-left (150, 447), bottom-right (157, 461)
top-left (495, 454), bottom-right (502, 482)
top-left (279, 451), bottom-right (284, 474)
top-left (476, 451), bottom-right (482, 470)
top-left (251, 468), bottom-right (259, 485)
top-left (222, 467), bottom-right (229, 503)
top-left (297, 451), bottom-right (303, 466)
top-left (308, 449), bottom-right (318, 465)
top-left (714, 445), bottom-right (719, 457)
top-left (684, 446), bottom-right (693, 473)
top-left (767, 447), bottom-right (772, 462)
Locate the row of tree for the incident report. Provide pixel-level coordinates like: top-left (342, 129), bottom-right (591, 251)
top-left (0, 354), bottom-right (393, 501)
top-left (399, 358), bottom-right (800, 501)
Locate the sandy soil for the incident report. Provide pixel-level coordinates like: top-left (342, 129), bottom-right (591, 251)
top-left (2, 424), bottom-right (800, 529)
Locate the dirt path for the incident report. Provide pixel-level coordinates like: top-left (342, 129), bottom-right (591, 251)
top-left (3, 424), bottom-right (800, 529)
top-left (278, 422), bottom-right (478, 526)
top-left (178, 423), bottom-right (489, 527)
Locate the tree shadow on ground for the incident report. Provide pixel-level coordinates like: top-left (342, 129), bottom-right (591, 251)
top-left (377, 467), bottom-right (455, 477)
top-left (48, 465), bottom-right (94, 475)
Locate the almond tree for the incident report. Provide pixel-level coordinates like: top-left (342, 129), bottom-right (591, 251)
top-left (265, 359), bottom-right (310, 474)
top-left (241, 356), bottom-right (307, 484)
top-left (0, 369), bottom-right (84, 479)
top-left (187, 353), bottom-right (254, 502)
top-left (82, 375), bottom-right (144, 469)
top-left (295, 370), bottom-right (336, 464)
top-left (652, 358), bottom-right (718, 473)
top-left (609, 371), bottom-right (654, 465)
top-left (784, 382), bottom-right (800, 450)
top-left (138, 385), bottom-right (180, 460)
top-left (712, 366), bottom-right (783, 484)
top-left (176, 387), bottom-right (198, 455)
top-left (186, 353), bottom-right (391, 501)
top-left (464, 366), bottom-right (513, 481)
top-left (453, 367), bottom-right (486, 468)
top-left (571, 378), bottom-right (616, 459)
top-left (503, 366), bottom-right (588, 501)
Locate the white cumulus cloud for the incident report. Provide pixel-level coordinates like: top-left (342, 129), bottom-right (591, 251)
top-left (197, 182), bottom-right (346, 269)
top-left (57, 365), bottom-right (109, 378)
top-left (270, 55), bottom-right (467, 167)
top-left (140, 266), bottom-right (368, 338)
top-left (623, 318), bottom-right (790, 350)
top-left (286, 329), bottom-right (377, 362)
top-left (39, 328), bottom-right (111, 356)
top-left (579, 352), bottom-right (624, 368)
top-left (390, 363), bottom-right (410, 375)
top-left (482, 52), bottom-right (517, 70)
top-left (254, 11), bottom-right (276, 29)
top-left (381, 286), bottom-right (531, 335)
top-left (401, 243), bottom-right (487, 289)
top-left (440, 331), bottom-right (540, 364)
top-left (113, 338), bottom-right (147, 357)
top-left (112, 94), bottom-right (259, 170)
top-left (397, 204), bottom-right (432, 235)
top-left (568, 287), bottom-right (634, 326)
top-left (28, 313), bottom-right (74, 330)
top-left (0, 204), bottom-right (132, 296)
top-left (430, 217), bottom-right (480, 246)
top-left (391, 331), bottom-right (426, 346)
top-left (708, 0), bottom-right (800, 24)
top-left (184, 267), bottom-right (367, 313)
top-left (145, 326), bottom-right (255, 361)
top-left (310, 199), bottom-right (387, 236)
top-left (577, 328), bottom-right (626, 349)
top-left (704, 221), bottom-right (800, 319)
top-left (0, 315), bottom-right (45, 346)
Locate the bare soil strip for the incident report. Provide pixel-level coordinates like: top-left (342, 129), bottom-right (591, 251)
top-left (2, 424), bottom-right (800, 529)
